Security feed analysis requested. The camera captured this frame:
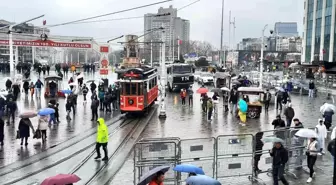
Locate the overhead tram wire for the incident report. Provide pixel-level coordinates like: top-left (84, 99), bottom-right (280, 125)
top-left (46, 0), bottom-right (172, 28)
top-left (44, 0), bottom-right (201, 26)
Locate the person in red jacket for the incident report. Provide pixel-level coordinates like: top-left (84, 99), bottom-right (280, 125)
top-left (180, 89), bottom-right (186, 105)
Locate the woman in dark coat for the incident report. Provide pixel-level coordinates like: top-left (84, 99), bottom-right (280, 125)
top-left (18, 118), bottom-right (34, 146)
top-left (0, 117), bottom-right (4, 146)
top-left (23, 81), bottom-right (29, 95)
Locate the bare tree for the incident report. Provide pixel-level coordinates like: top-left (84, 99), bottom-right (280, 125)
top-left (190, 41), bottom-right (214, 56)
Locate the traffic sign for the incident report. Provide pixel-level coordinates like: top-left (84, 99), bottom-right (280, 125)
top-left (100, 69), bottom-right (108, 75)
top-left (100, 46), bottom-right (109, 53)
top-left (71, 65), bottom-right (76, 72)
top-left (101, 59), bottom-right (109, 67)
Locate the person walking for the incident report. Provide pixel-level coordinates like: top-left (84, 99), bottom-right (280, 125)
top-left (306, 137), bottom-right (319, 183)
top-left (91, 97), bottom-right (99, 121)
top-left (5, 79), bottom-right (12, 91)
top-left (207, 98), bottom-right (213, 121)
top-left (48, 103), bottom-right (57, 125)
top-left (284, 103), bottom-right (295, 127)
top-left (95, 118), bottom-right (109, 161)
top-left (315, 119), bottom-right (327, 154)
top-left (90, 81), bottom-right (97, 94)
top-left (180, 89), bottom-right (186, 105)
top-left (38, 115), bottom-right (48, 143)
top-left (292, 118), bottom-right (305, 169)
top-left (187, 86), bottom-right (193, 106)
top-left (308, 80), bottom-right (315, 98)
top-left (82, 84), bottom-right (89, 104)
top-left (229, 88), bottom-right (238, 115)
top-left (272, 115), bottom-right (286, 139)
top-left (275, 90), bottom-right (283, 110)
top-left (212, 92), bottom-right (220, 114)
top-left (269, 142), bottom-right (289, 185)
top-left (223, 91), bottom-right (229, 112)
top-left (18, 118), bottom-right (34, 146)
top-left (264, 89), bottom-right (271, 111)
top-left (23, 81), bottom-right (29, 96)
top-left (6, 97), bottom-right (17, 124)
top-left (254, 132), bottom-right (264, 173)
top-left (29, 82), bottom-right (35, 98)
top-left (98, 89), bottom-right (105, 111)
top-left (201, 94), bottom-right (208, 113)
top-left (35, 79), bottom-right (43, 99)
top-left (65, 98), bottom-right (73, 120)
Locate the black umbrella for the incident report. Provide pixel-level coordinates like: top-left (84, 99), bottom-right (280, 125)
top-left (137, 165), bottom-right (170, 185)
top-left (210, 88), bottom-right (223, 95)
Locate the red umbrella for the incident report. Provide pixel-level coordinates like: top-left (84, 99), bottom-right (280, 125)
top-left (41, 174), bottom-right (81, 185)
top-left (197, 87), bottom-right (208, 94)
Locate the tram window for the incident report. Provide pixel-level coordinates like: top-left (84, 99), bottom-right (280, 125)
top-left (138, 83), bottom-right (143, 95)
top-left (154, 78), bottom-right (157, 86)
top-left (131, 83), bottom-right (137, 95)
top-left (149, 79), bottom-right (153, 89)
top-left (125, 83), bottom-right (131, 95)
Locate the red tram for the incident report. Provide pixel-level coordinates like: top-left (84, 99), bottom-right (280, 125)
top-left (118, 66), bottom-right (158, 113)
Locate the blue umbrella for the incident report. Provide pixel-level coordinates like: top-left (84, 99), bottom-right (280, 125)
top-left (186, 175), bottom-right (221, 185)
top-left (137, 165), bottom-right (170, 185)
top-left (38, 108), bottom-right (55, 116)
top-left (173, 164), bottom-right (205, 175)
top-left (238, 99), bottom-right (248, 113)
top-left (61, 89), bottom-right (73, 94)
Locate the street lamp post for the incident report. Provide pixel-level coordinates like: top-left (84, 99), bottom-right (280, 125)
top-left (260, 24), bottom-right (268, 88)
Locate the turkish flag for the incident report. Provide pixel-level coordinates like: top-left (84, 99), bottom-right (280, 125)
top-left (43, 20), bottom-right (46, 25)
top-left (178, 40), bottom-right (182, 45)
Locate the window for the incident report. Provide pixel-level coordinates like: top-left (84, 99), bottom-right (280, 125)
top-left (130, 83), bottom-right (137, 95)
top-left (138, 83), bottom-right (143, 95)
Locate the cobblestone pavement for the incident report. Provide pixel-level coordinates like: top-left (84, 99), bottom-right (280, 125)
top-left (0, 70), bottom-right (119, 167)
top-left (111, 83), bottom-right (335, 185)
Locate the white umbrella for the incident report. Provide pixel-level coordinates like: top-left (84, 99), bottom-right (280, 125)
top-left (295, 129), bottom-right (318, 138)
top-left (320, 103), bottom-right (336, 114)
top-left (77, 74), bottom-right (84, 79)
top-left (220, 87), bottom-right (230, 92)
top-left (0, 94), bottom-right (6, 100)
top-left (68, 82), bottom-right (78, 86)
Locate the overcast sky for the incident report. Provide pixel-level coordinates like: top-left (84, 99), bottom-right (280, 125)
top-left (1, 0), bottom-right (303, 49)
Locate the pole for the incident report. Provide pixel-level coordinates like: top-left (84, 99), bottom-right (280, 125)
top-left (220, 0), bottom-right (225, 66)
top-left (150, 39), bottom-right (153, 67)
top-left (177, 36), bottom-right (180, 61)
top-left (260, 24), bottom-right (268, 88)
top-left (77, 51), bottom-right (79, 63)
top-left (85, 50), bottom-right (88, 64)
top-left (159, 25), bottom-right (167, 118)
top-left (172, 32), bottom-right (175, 61)
top-left (169, 12), bottom-right (172, 61)
top-left (233, 17), bottom-right (236, 50)
top-left (9, 25), bottom-right (14, 75)
top-left (228, 10), bottom-right (231, 51)
top-left (32, 47), bottom-right (35, 64)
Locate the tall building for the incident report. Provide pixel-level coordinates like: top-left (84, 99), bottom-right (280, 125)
top-left (274, 22), bottom-right (298, 37)
top-left (302, 0), bottom-right (333, 63)
top-left (144, 5), bottom-right (190, 61)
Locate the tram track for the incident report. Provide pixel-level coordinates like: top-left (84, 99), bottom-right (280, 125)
top-left (0, 115), bottom-right (123, 176)
top-left (1, 116), bottom-right (129, 185)
top-left (72, 118), bottom-right (141, 185)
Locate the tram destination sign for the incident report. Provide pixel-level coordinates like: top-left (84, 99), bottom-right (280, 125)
top-left (0, 39), bottom-right (92, 48)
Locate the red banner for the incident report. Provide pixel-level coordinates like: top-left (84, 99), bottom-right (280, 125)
top-left (100, 46), bottom-right (109, 53)
top-left (0, 39), bottom-right (91, 48)
top-left (100, 69), bottom-right (108, 75)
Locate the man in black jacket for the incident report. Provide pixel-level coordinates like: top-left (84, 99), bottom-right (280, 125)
top-left (272, 115), bottom-right (286, 129)
top-left (229, 88), bottom-right (238, 115)
top-left (270, 142), bottom-right (289, 185)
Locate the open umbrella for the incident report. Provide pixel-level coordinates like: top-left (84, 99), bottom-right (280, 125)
top-left (41, 174), bottom-right (80, 185)
top-left (231, 80), bottom-right (241, 85)
top-left (38, 108), bottom-right (55, 116)
top-left (295, 129), bottom-right (318, 138)
top-left (186, 175), bottom-right (221, 185)
top-left (210, 88), bottom-right (222, 94)
top-left (238, 99), bottom-right (248, 113)
top-left (197, 87), bottom-right (208, 94)
top-left (68, 82), bottom-right (78, 86)
top-left (261, 137), bottom-right (284, 143)
top-left (137, 165), bottom-right (170, 185)
top-left (220, 87), bottom-right (230, 92)
top-left (173, 164), bottom-right (205, 175)
top-left (77, 74), bottom-right (84, 79)
top-left (22, 78), bottom-right (31, 82)
top-left (19, 111), bottom-right (37, 118)
top-left (86, 80), bottom-right (95, 83)
top-left (61, 89), bottom-right (73, 94)
top-left (320, 103), bottom-right (336, 114)
top-left (275, 86), bottom-right (285, 92)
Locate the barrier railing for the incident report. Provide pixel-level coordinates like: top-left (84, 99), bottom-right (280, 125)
top-left (133, 128), bottom-right (331, 185)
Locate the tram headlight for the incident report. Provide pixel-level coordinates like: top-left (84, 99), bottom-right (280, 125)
top-left (128, 99), bottom-right (134, 105)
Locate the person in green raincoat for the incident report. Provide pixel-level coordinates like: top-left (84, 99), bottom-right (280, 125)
top-left (95, 118), bottom-right (109, 161)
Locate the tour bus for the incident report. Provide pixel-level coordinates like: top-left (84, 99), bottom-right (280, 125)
top-left (166, 63), bottom-right (194, 92)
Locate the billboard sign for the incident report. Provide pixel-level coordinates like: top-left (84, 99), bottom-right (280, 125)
top-left (0, 39), bottom-right (91, 48)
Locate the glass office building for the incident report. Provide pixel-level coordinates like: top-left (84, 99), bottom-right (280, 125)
top-left (302, 0), bottom-right (334, 63)
top-left (274, 22), bottom-right (298, 37)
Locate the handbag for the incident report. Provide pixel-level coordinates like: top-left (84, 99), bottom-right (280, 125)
top-left (16, 130), bottom-right (20, 139)
top-left (33, 129), bottom-right (41, 139)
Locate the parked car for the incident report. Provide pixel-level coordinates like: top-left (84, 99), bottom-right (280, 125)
top-left (199, 72), bottom-right (214, 85)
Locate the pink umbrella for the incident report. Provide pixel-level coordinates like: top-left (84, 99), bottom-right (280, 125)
top-left (19, 111), bottom-right (37, 118)
top-left (41, 174), bottom-right (81, 185)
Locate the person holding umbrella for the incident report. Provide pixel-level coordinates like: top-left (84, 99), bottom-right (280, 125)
top-left (18, 117), bottom-right (35, 146)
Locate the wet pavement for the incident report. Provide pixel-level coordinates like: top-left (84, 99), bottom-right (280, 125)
top-left (111, 82), bottom-right (335, 185)
top-left (0, 70), bottom-right (120, 167)
top-left (0, 69), bottom-right (335, 184)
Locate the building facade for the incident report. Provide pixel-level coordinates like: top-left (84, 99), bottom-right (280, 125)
top-left (144, 5), bottom-right (190, 61)
top-left (302, 0), bottom-right (333, 63)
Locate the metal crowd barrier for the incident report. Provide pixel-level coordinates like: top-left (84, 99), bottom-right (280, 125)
top-left (133, 127), bottom-right (327, 185)
top-left (133, 138), bottom-right (180, 185)
top-left (216, 134), bottom-right (255, 185)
